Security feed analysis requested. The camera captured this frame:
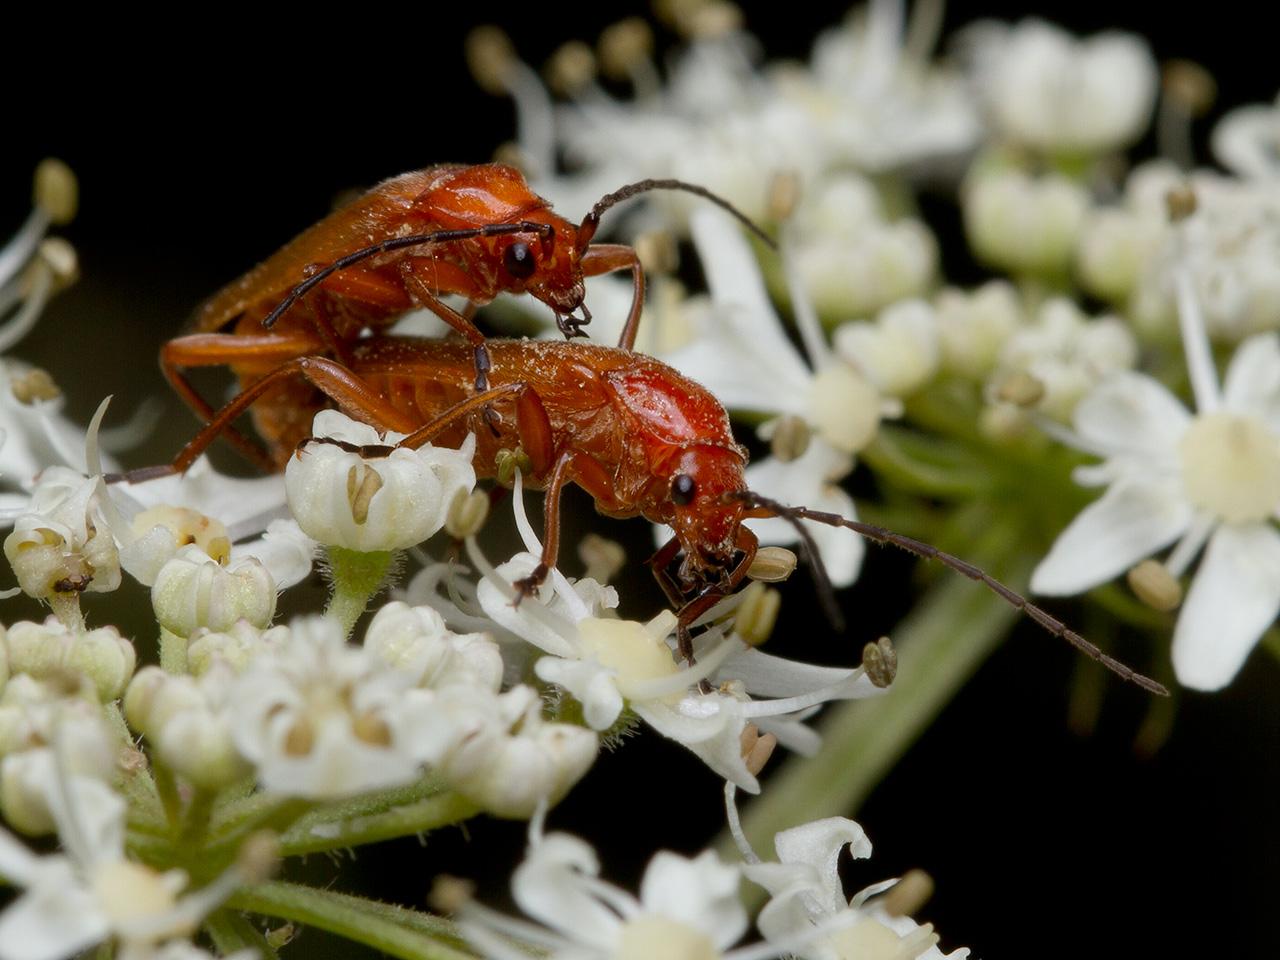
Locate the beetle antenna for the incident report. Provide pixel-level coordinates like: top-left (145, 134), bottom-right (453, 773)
top-left (261, 220), bottom-right (554, 329)
top-left (578, 178), bottom-right (776, 252)
top-left (731, 490), bottom-right (1170, 696)
top-left (767, 507), bottom-right (846, 633)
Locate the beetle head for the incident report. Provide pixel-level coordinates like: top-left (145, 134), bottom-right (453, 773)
top-left (494, 211), bottom-right (590, 331)
top-left (656, 444), bottom-right (750, 586)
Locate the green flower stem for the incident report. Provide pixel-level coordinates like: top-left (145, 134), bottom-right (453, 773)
top-left (179, 787), bottom-right (217, 846)
top-left (158, 627), bottom-right (187, 674)
top-left (326, 546), bottom-right (397, 637)
top-left (205, 908), bottom-right (279, 960)
top-left (103, 703), bottom-right (165, 831)
top-left (280, 791), bottom-right (480, 857)
top-left (228, 882), bottom-right (476, 960)
top-left (721, 514), bottom-right (1028, 900)
top-left (151, 761), bottom-right (183, 832)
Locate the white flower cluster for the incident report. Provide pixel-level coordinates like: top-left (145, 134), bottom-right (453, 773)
top-left (458, 803), bottom-right (966, 960)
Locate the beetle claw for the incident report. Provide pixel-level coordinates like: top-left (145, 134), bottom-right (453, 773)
top-left (512, 563), bottom-right (549, 607)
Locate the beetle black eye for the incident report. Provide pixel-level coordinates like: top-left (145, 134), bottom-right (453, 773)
top-left (504, 241), bottom-right (536, 280)
top-left (671, 474), bottom-right (697, 506)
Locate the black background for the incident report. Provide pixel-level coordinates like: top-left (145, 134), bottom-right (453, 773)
top-left (1, 3), bottom-right (1276, 957)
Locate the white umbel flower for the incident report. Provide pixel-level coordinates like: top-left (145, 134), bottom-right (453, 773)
top-left (0, 775), bottom-right (251, 960)
top-left (738, 813), bottom-right (968, 960)
top-left (1032, 293), bottom-right (1280, 688)
top-left (1, 617), bottom-right (135, 702)
top-left (227, 616), bottom-right (424, 798)
top-left (285, 410), bottom-right (476, 553)
top-left (958, 18), bottom-right (1157, 156)
top-left (459, 824), bottom-right (756, 960)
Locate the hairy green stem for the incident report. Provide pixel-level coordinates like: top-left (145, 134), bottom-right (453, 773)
top-left (280, 791), bottom-right (480, 857)
top-left (326, 547), bottom-right (397, 637)
top-left (229, 882), bottom-right (475, 960)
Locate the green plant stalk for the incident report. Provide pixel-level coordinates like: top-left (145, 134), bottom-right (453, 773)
top-left (229, 882), bottom-right (475, 960)
top-left (158, 627), bottom-right (186, 674)
top-left (326, 546), bottom-right (397, 637)
top-left (721, 514), bottom-right (1028, 897)
top-left (280, 791), bottom-right (480, 857)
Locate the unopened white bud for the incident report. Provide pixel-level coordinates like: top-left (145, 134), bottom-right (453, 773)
top-left (286, 411), bottom-right (477, 552)
top-left (123, 666), bottom-right (169, 733)
top-left (964, 168), bottom-right (1088, 277)
top-left (1076, 208), bottom-right (1159, 304)
top-left (808, 363), bottom-right (882, 454)
top-left (187, 621), bottom-right (286, 676)
top-left (3, 618), bottom-right (136, 701)
top-left (152, 546), bottom-right (277, 638)
top-left (834, 299), bottom-right (941, 398)
top-left (445, 489), bottom-right (490, 540)
top-left (935, 281), bottom-right (1023, 381)
top-left (447, 718), bottom-right (597, 819)
top-left (364, 602), bottom-right (503, 692)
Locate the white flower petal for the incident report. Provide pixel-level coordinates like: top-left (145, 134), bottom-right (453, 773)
top-left (1031, 479), bottom-right (1193, 595)
top-left (511, 832), bottom-right (629, 951)
top-left (633, 697), bottom-right (758, 793)
top-left (1172, 523), bottom-right (1280, 690)
top-left (1221, 333), bottom-right (1280, 428)
top-left (743, 442), bottom-right (863, 589)
top-left (638, 850), bottom-right (747, 950)
top-left (772, 817), bottom-right (872, 911)
top-left (1071, 372), bottom-right (1190, 456)
top-left (0, 856), bottom-right (109, 960)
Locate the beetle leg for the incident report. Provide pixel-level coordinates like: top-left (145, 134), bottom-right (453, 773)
top-left (581, 243), bottom-right (644, 351)
top-left (115, 356), bottom-right (419, 483)
top-left (398, 258), bottom-right (495, 393)
top-left (160, 331), bottom-right (327, 472)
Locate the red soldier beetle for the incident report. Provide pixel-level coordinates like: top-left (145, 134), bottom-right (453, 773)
top-left (120, 336), bottom-right (1168, 697)
top-left (164, 163), bottom-right (772, 470)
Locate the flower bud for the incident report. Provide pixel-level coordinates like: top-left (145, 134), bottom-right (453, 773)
top-left (151, 545), bottom-right (276, 639)
top-left (833, 299), bottom-right (941, 398)
top-left (807, 363), bottom-right (882, 454)
top-left (286, 411), bottom-right (476, 552)
top-left (364, 602), bottom-right (503, 692)
top-left (3, 618), bottom-right (136, 701)
top-left (934, 281), bottom-right (1023, 381)
top-left (187, 621), bottom-right (288, 676)
top-left (964, 168), bottom-right (1088, 277)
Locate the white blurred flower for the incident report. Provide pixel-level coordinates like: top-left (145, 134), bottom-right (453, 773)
top-left (833, 299), bottom-right (940, 398)
top-left (285, 410), bottom-right (476, 553)
top-left (933, 281), bottom-right (1023, 381)
top-left (1135, 172), bottom-right (1280, 342)
top-left (782, 3), bottom-right (981, 173)
top-left (963, 165), bottom-right (1089, 277)
top-left (787, 175), bottom-right (938, 323)
top-left (988, 298), bottom-right (1137, 424)
top-left (1032, 275), bottom-right (1280, 688)
top-left (958, 18), bottom-right (1156, 156)
top-left (1212, 92), bottom-right (1280, 180)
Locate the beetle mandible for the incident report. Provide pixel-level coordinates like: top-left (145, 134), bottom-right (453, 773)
top-left (164, 163), bottom-right (771, 471)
